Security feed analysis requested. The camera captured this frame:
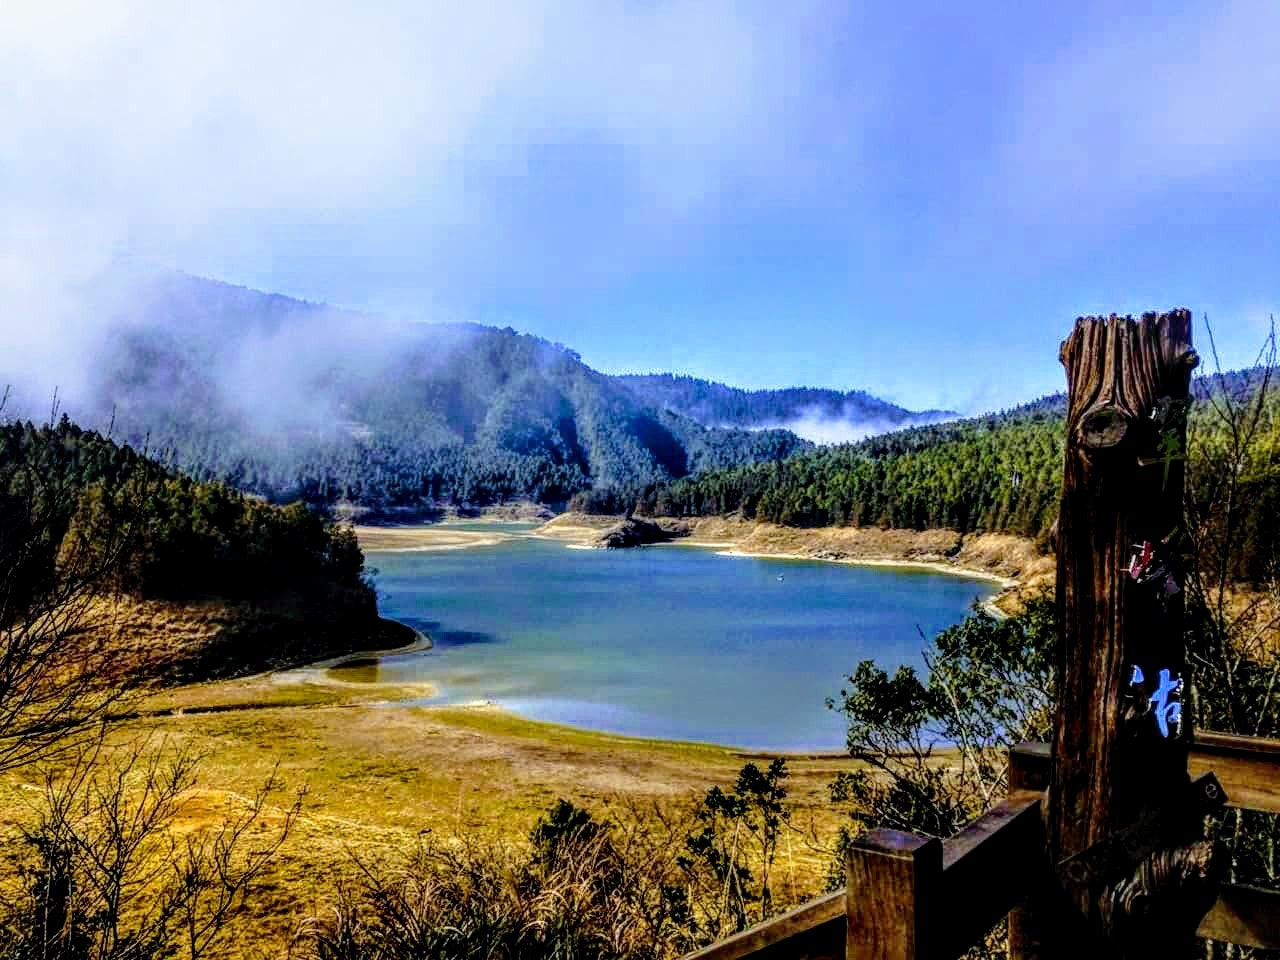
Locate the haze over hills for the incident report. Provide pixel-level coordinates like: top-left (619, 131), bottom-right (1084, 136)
top-left (0, 269), bottom-right (928, 512)
top-left (617, 374), bottom-right (955, 444)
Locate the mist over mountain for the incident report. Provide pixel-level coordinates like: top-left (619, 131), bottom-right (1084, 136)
top-left (0, 268), bottom-right (955, 512)
top-left (617, 374), bottom-right (955, 444)
top-left (5, 269), bottom-right (806, 510)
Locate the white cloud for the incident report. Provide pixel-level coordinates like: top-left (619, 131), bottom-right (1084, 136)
top-left (771, 413), bottom-right (902, 446)
top-left (0, 1), bottom-right (855, 251)
top-left (0, 1), bottom-right (868, 417)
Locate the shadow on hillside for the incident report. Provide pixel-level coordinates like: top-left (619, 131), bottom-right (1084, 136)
top-left (411, 619), bottom-right (502, 648)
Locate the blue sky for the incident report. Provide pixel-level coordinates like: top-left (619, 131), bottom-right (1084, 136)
top-left (3, 1), bottom-right (1278, 413)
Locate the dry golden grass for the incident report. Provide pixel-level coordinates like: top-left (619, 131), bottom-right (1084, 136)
top-left (0, 672), bottom-right (861, 958)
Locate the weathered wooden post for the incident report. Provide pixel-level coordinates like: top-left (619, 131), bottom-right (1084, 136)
top-left (846, 829), bottom-right (941, 960)
top-left (1025, 311), bottom-right (1222, 957)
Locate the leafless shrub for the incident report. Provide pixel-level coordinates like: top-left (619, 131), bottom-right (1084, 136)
top-left (1182, 319), bottom-right (1280, 960)
top-left (1, 738), bottom-right (301, 960)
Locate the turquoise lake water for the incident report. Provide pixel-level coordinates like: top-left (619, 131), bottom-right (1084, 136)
top-left (362, 523), bottom-right (996, 751)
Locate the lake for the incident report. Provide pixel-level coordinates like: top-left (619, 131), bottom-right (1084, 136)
top-left (360, 523), bottom-right (997, 751)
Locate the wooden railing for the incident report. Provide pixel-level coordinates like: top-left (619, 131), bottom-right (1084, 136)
top-left (684, 732), bottom-right (1280, 960)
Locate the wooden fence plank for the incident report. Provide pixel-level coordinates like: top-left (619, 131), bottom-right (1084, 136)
top-left (937, 792), bottom-right (1045, 959)
top-left (1008, 747), bottom-right (1052, 958)
top-left (1009, 742), bottom-right (1051, 793)
top-left (1197, 883), bottom-right (1280, 951)
top-left (1190, 732), bottom-right (1280, 815)
top-left (1012, 735), bottom-right (1280, 816)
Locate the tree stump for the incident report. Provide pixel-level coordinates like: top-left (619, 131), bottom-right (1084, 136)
top-left (1031, 310), bottom-right (1221, 957)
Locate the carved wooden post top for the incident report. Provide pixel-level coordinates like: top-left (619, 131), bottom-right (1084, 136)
top-left (1059, 311), bottom-right (1199, 453)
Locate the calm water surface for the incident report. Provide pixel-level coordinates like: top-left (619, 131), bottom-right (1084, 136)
top-left (362, 523), bottom-right (995, 750)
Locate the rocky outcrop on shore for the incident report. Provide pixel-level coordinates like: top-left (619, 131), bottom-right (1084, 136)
top-left (594, 516), bottom-right (691, 548)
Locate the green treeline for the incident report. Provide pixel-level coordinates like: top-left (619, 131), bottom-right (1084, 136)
top-left (169, 413), bottom-right (808, 515)
top-left (616, 373), bottom-right (947, 428)
top-left (1, 415), bottom-right (374, 614)
top-left (635, 399), bottom-right (1066, 542)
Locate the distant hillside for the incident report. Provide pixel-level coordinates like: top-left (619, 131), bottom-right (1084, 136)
top-left (639, 372), bottom-right (1280, 583)
top-left (617, 373), bottom-right (954, 439)
top-left (638, 394), bottom-right (1066, 539)
top-left (30, 270), bottom-right (843, 510)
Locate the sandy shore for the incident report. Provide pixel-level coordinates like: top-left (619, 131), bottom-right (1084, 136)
top-left (537, 513), bottom-right (1053, 613)
top-left (263, 619), bottom-right (437, 696)
top-left (528, 514), bottom-right (619, 543)
top-left (708, 547), bottom-right (1018, 619)
top-left (712, 547), bottom-right (1016, 588)
top-left (354, 524), bottom-right (514, 552)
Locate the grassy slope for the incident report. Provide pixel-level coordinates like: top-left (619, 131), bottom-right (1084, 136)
top-left (74, 592), bottom-right (411, 686)
top-left (0, 676), bottom-right (860, 956)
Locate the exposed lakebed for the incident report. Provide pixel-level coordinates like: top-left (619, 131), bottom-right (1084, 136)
top-left (355, 522), bottom-right (996, 751)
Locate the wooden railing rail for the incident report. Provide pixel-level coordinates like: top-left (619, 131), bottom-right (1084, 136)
top-left (846, 792), bottom-right (1045, 959)
top-left (682, 733), bottom-right (1280, 960)
top-left (683, 892), bottom-right (845, 960)
top-left (1011, 733), bottom-right (1280, 817)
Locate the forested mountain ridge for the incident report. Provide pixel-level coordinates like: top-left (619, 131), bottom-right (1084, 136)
top-left (617, 373), bottom-right (955, 432)
top-left (52, 270), bottom-right (833, 511)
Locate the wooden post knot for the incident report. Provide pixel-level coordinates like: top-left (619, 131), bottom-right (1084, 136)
top-left (1172, 348), bottom-right (1201, 374)
top-left (1078, 405), bottom-right (1131, 450)
top-left (1065, 859), bottom-right (1089, 884)
top-left (1201, 779), bottom-right (1220, 802)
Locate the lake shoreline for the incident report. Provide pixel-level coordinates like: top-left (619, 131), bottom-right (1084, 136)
top-left (356, 515), bottom-right (1042, 582)
top-left (532, 513), bottom-right (1053, 614)
top-left (353, 523), bottom-right (518, 552)
top-left (709, 547), bottom-right (1014, 587)
top-left (350, 521), bottom-right (1005, 750)
top-left (352, 514), bottom-right (1051, 616)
